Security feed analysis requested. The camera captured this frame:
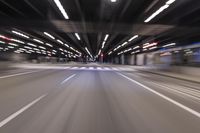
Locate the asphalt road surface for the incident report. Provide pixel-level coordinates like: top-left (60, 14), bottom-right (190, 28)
top-left (0, 64), bottom-right (200, 133)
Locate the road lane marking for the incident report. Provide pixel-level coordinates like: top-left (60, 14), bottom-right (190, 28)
top-left (117, 72), bottom-right (200, 118)
top-left (0, 94), bottom-right (47, 128)
top-left (104, 67), bottom-right (110, 70)
top-left (112, 67), bottom-right (118, 71)
top-left (148, 81), bottom-right (200, 101)
top-left (71, 67), bottom-right (78, 69)
top-left (80, 67), bottom-right (86, 69)
top-left (0, 70), bottom-right (43, 79)
top-left (61, 74), bottom-right (76, 84)
top-left (97, 67), bottom-right (102, 70)
top-left (89, 67), bottom-right (94, 70)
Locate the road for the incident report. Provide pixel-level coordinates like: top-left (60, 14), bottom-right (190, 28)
top-left (0, 64), bottom-right (200, 133)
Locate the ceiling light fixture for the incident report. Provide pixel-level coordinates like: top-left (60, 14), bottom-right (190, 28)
top-left (128, 35), bottom-right (139, 42)
top-left (54, 0), bottom-right (69, 19)
top-left (57, 39), bottom-right (64, 44)
top-left (27, 43), bottom-right (37, 47)
top-left (12, 31), bottom-right (30, 38)
top-left (144, 0), bottom-right (176, 23)
top-left (45, 43), bottom-right (53, 47)
top-left (44, 32), bottom-right (55, 39)
top-left (75, 33), bottom-right (81, 40)
top-left (33, 39), bottom-right (44, 44)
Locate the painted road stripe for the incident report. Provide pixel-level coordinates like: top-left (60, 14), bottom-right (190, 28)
top-left (61, 74), bottom-right (76, 84)
top-left (0, 70), bottom-right (43, 79)
top-left (0, 94), bottom-right (47, 128)
top-left (117, 72), bottom-right (200, 118)
top-left (89, 67), bottom-right (94, 70)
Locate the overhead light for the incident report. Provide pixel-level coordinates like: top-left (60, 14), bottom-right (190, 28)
top-left (162, 43), bottom-right (176, 48)
top-left (144, 2), bottom-right (172, 23)
top-left (143, 42), bottom-right (157, 49)
top-left (8, 43), bottom-right (18, 47)
top-left (64, 43), bottom-right (69, 47)
top-left (104, 34), bottom-right (109, 41)
top-left (57, 39), bottom-right (63, 44)
top-left (27, 43), bottom-right (37, 47)
top-left (108, 51), bottom-right (112, 55)
top-left (33, 39), bottom-right (44, 44)
top-left (133, 45), bottom-right (140, 50)
top-left (166, 0), bottom-right (176, 5)
top-left (111, 0), bottom-right (117, 2)
top-left (33, 48), bottom-right (39, 51)
top-left (12, 31), bottom-right (30, 38)
top-left (44, 32), bottom-right (55, 39)
top-left (39, 46), bottom-right (46, 50)
top-left (102, 41), bottom-right (106, 49)
top-left (11, 39), bottom-right (25, 44)
top-left (8, 46), bottom-right (14, 49)
top-left (128, 35), bottom-right (139, 42)
top-left (45, 43), bottom-right (53, 47)
top-left (52, 50), bottom-right (57, 53)
top-left (24, 46), bottom-right (32, 49)
top-left (122, 42), bottom-right (128, 46)
top-left (75, 33), bottom-right (81, 40)
top-left (0, 41), bottom-right (5, 44)
top-left (98, 49), bottom-right (101, 56)
top-left (149, 46), bottom-right (157, 50)
top-left (54, 0), bottom-right (69, 19)
top-left (85, 47), bottom-right (92, 58)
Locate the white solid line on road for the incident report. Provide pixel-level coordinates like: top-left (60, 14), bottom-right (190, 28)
top-left (61, 74), bottom-right (76, 84)
top-left (71, 67), bottom-right (78, 69)
top-left (89, 67), bottom-right (94, 70)
top-left (104, 67), bottom-right (110, 70)
top-left (112, 67), bottom-right (118, 71)
top-left (80, 67), bottom-right (86, 69)
top-left (117, 72), bottom-right (200, 118)
top-left (0, 70), bottom-right (43, 79)
top-left (148, 81), bottom-right (200, 101)
top-left (0, 94), bottom-right (47, 128)
top-left (97, 67), bottom-right (102, 70)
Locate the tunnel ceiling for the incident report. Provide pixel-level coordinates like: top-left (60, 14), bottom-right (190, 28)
top-left (0, 0), bottom-right (200, 59)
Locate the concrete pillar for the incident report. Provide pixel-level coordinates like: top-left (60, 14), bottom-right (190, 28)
top-left (121, 54), bottom-right (125, 65)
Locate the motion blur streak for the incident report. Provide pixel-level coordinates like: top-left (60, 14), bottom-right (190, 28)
top-left (0, 64), bottom-right (200, 133)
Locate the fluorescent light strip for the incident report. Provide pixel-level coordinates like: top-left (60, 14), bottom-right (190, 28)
top-left (8, 46), bottom-right (14, 49)
top-left (8, 43), bottom-right (18, 47)
top-left (104, 34), bottom-right (109, 41)
top-left (144, 0), bottom-right (175, 23)
top-left (128, 35), bottom-right (139, 42)
top-left (162, 43), bottom-right (176, 48)
top-left (39, 46), bottom-right (46, 50)
top-left (12, 31), bottom-right (30, 38)
top-left (108, 51), bottom-right (112, 55)
top-left (24, 46), bottom-right (32, 49)
top-left (27, 43), bottom-right (37, 47)
top-left (45, 43), bottom-right (53, 47)
top-left (33, 39), bottom-right (44, 44)
top-left (44, 32), bottom-right (55, 39)
top-left (11, 39), bottom-right (25, 44)
top-left (85, 47), bottom-right (92, 57)
top-left (57, 39), bottom-right (63, 44)
top-left (64, 43), bottom-right (69, 47)
top-left (133, 45), bottom-right (140, 50)
top-left (54, 0), bottom-right (69, 19)
top-left (111, 0), bottom-right (117, 2)
top-left (75, 33), bottom-right (80, 40)
top-left (0, 41), bottom-right (5, 44)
